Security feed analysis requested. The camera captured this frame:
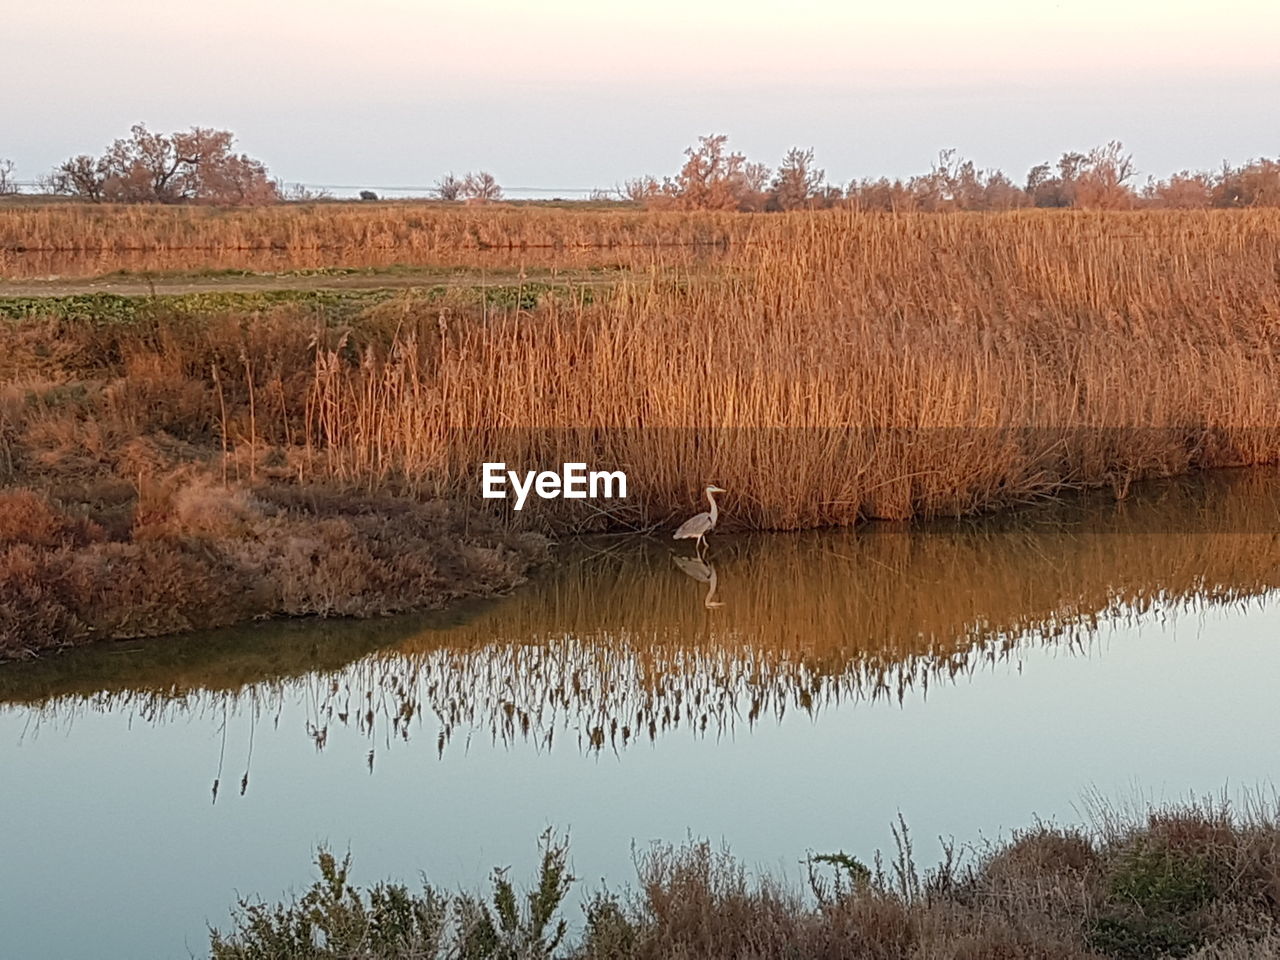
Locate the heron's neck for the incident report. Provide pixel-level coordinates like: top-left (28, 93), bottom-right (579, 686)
top-left (706, 490), bottom-right (719, 526)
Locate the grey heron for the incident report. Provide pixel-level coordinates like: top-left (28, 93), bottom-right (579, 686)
top-left (673, 485), bottom-right (726, 555)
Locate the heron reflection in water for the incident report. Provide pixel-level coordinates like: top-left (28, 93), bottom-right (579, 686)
top-left (672, 554), bottom-right (725, 608)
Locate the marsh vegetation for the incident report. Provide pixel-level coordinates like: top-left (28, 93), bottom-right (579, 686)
top-left (210, 798), bottom-right (1280, 960)
top-left (2, 206), bottom-right (1279, 650)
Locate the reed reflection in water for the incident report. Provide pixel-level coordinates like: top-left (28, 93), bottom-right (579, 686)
top-left (4, 469), bottom-right (1279, 770)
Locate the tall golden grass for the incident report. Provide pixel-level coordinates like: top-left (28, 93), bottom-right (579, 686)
top-left (300, 209), bottom-right (1280, 526)
top-left (0, 203), bottom-right (750, 278)
top-left (4, 208), bottom-right (1280, 648)
top-left (6, 209), bottom-right (1280, 530)
top-left (0, 202), bottom-right (746, 254)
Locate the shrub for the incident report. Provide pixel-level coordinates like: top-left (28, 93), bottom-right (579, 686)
top-left (209, 831), bottom-right (572, 960)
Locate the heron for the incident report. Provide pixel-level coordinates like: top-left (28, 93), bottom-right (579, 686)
top-left (673, 485), bottom-right (726, 555)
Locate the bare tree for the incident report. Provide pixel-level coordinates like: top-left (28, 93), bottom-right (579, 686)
top-left (1073, 141), bottom-right (1136, 209)
top-left (1027, 152), bottom-right (1087, 207)
top-left (461, 171), bottom-right (502, 202)
top-left (434, 172), bottom-right (465, 201)
top-left (1143, 170), bottom-right (1213, 209)
top-left (672, 134), bottom-right (769, 211)
top-left (47, 154), bottom-right (109, 201)
top-left (620, 175), bottom-right (673, 206)
top-left (769, 148), bottom-right (825, 211)
top-left (0, 159), bottom-right (17, 196)
top-left (49, 124), bottom-right (278, 204)
top-left (280, 182), bottom-right (332, 202)
top-left (1213, 158), bottom-right (1280, 207)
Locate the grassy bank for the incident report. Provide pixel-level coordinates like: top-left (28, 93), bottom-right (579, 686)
top-left (2, 208), bottom-right (1279, 653)
top-left (210, 798), bottom-right (1280, 959)
top-left (0, 482), bottom-right (546, 659)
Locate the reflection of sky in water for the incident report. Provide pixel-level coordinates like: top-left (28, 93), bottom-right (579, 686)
top-left (2, 474), bottom-right (1280, 960)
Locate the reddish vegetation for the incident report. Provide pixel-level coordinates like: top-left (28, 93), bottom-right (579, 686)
top-left (0, 481), bottom-right (544, 659)
top-left (626, 135), bottom-right (1280, 212)
top-left (0, 304), bottom-right (550, 658)
top-left (46, 124), bottom-right (279, 205)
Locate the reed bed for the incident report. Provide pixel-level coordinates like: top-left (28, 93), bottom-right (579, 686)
top-left (4, 208), bottom-right (1280, 646)
top-left (0, 203), bottom-right (746, 255)
top-left (7, 210), bottom-right (1280, 530)
top-left (300, 209), bottom-right (1280, 526)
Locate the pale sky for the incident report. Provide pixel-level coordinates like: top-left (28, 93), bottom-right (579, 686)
top-left (5, 0), bottom-right (1279, 196)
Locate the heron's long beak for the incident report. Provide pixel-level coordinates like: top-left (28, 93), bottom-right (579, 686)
top-left (708, 486), bottom-right (726, 493)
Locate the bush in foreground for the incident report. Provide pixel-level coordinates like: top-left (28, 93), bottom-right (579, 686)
top-left (209, 799), bottom-right (1280, 959)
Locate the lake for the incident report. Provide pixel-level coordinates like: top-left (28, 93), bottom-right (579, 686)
top-left (2, 470), bottom-right (1279, 959)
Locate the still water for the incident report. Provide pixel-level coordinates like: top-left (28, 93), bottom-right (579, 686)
top-left (2, 472), bottom-right (1280, 959)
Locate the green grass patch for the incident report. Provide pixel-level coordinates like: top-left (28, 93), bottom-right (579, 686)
top-left (0, 283), bottom-right (595, 326)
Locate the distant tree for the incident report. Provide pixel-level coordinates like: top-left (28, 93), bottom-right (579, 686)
top-left (0, 158), bottom-right (17, 196)
top-left (1025, 162), bottom-right (1060, 207)
top-left (978, 170), bottom-right (1029, 210)
top-left (48, 124), bottom-right (278, 204)
top-left (461, 171), bottom-right (502, 202)
top-left (433, 172), bottom-right (464, 201)
top-left (359, 190), bottom-right (378, 201)
top-left (1214, 158), bottom-right (1280, 207)
top-left (47, 154), bottom-right (109, 201)
top-left (0, 159), bottom-right (15, 195)
top-left (1143, 170), bottom-right (1214, 209)
top-left (621, 175), bottom-right (679, 208)
top-left (280, 182), bottom-right (332, 202)
top-left (846, 176), bottom-right (916, 212)
top-left (671, 134), bottom-right (769, 211)
top-left (1026, 155), bottom-right (1081, 207)
top-left (846, 150), bottom-right (1027, 212)
top-left (769, 147), bottom-right (825, 211)
top-left (902, 149), bottom-right (968, 211)
top-left (1072, 141), bottom-right (1136, 209)
top-left (1024, 145), bottom-right (1134, 209)
top-left (739, 161), bottom-right (771, 211)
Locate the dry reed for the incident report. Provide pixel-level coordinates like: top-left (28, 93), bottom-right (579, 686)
top-left (4, 208), bottom-right (1280, 648)
top-left (0, 203), bottom-right (746, 255)
top-left (297, 210), bottom-right (1280, 527)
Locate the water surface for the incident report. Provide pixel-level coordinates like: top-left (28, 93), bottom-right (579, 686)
top-left (2, 471), bottom-right (1280, 959)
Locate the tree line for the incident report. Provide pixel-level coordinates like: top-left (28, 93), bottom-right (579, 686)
top-left (626, 134), bottom-right (1280, 211)
top-left (1, 124), bottom-right (504, 206)
top-left (4, 124), bottom-right (1278, 209)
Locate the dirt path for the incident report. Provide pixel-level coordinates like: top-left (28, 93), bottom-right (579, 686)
top-left (0, 268), bottom-right (620, 298)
